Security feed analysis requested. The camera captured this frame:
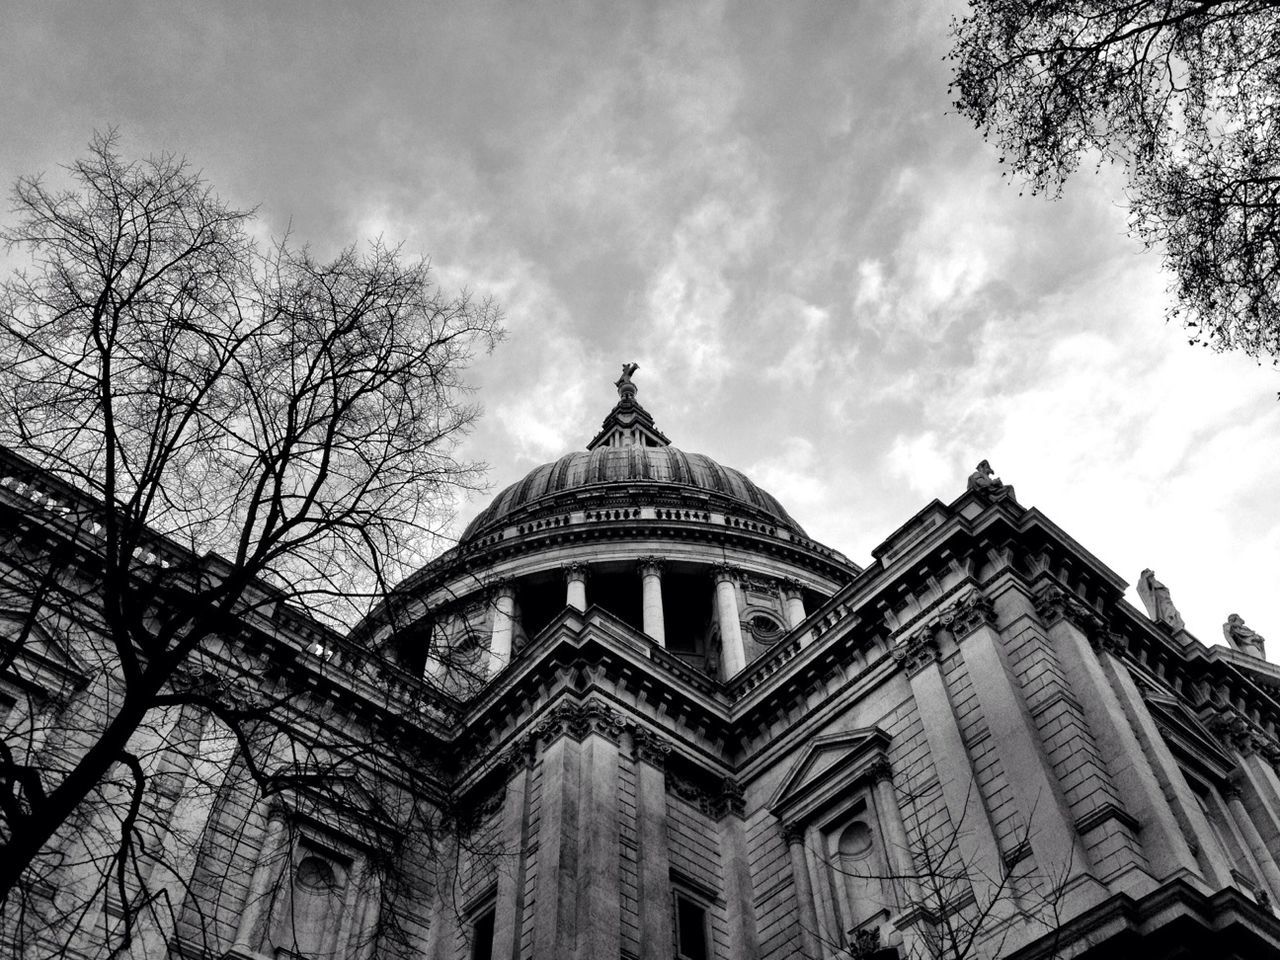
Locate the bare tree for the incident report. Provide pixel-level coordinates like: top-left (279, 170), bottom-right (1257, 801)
top-left (949, 1), bottom-right (1280, 365)
top-left (0, 133), bottom-right (502, 958)
top-left (805, 780), bottom-right (1072, 960)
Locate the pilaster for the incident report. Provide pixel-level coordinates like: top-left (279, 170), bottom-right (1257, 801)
top-left (633, 729), bottom-right (674, 960)
top-left (951, 594), bottom-right (1093, 895)
top-left (1034, 585), bottom-right (1195, 884)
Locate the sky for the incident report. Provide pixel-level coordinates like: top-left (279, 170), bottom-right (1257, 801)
top-left (2, 1), bottom-right (1277, 647)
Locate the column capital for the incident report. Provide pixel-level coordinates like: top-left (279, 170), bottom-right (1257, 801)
top-left (865, 755), bottom-right (894, 784)
top-left (486, 576), bottom-right (515, 600)
top-left (943, 589), bottom-right (997, 638)
top-left (636, 556), bottom-right (666, 577)
top-left (1035, 583), bottom-right (1105, 637)
top-left (710, 562), bottom-right (740, 584)
top-left (631, 726), bottom-right (674, 768)
top-left (781, 576), bottom-right (805, 597)
top-left (781, 822), bottom-right (806, 848)
top-left (562, 561), bottom-right (590, 582)
top-left (893, 628), bottom-right (940, 677)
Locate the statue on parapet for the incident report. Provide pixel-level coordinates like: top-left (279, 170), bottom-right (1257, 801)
top-left (1224, 613), bottom-right (1267, 659)
top-left (616, 362), bottom-right (639, 399)
top-left (967, 460), bottom-right (1014, 501)
top-left (1137, 568), bottom-right (1186, 632)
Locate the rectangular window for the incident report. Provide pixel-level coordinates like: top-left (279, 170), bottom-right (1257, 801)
top-left (674, 893), bottom-right (709, 960)
top-left (470, 905), bottom-right (495, 960)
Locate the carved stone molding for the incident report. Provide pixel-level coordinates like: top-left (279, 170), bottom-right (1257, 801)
top-left (666, 767), bottom-right (747, 820)
top-left (719, 777), bottom-right (746, 817)
top-left (533, 699), bottom-right (626, 747)
top-left (499, 736), bottom-right (537, 780)
top-left (892, 628), bottom-right (940, 677)
top-left (1206, 707), bottom-right (1280, 761)
top-left (1092, 631), bottom-right (1128, 658)
top-left (631, 726), bottom-right (674, 768)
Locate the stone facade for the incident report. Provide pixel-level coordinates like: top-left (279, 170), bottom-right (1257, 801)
top-left (4, 380), bottom-right (1280, 959)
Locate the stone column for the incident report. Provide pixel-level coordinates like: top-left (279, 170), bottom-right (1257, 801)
top-left (1225, 782), bottom-right (1280, 901)
top-left (783, 826), bottom-right (822, 960)
top-left (489, 581), bottom-right (516, 675)
top-left (869, 759), bottom-right (919, 909)
top-left (564, 563), bottom-right (588, 612)
top-left (637, 557), bottom-right (666, 646)
top-left (233, 805), bottom-right (289, 953)
top-left (330, 857), bottom-right (370, 960)
top-left (782, 578), bottom-right (807, 629)
top-left (713, 565), bottom-right (746, 678)
top-left (633, 730), bottom-right (674, 960)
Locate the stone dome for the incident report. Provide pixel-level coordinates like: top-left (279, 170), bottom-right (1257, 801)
top-left (459, 445), bottom-right (806, 543)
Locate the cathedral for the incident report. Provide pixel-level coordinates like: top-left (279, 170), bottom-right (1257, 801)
top-left (4, 368), bottom-right (1280, 960)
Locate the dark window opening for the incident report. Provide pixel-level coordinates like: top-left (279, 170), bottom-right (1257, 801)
top-left (470, 906), bottom-right (495, 960)
top-left (591, 568), bottom-right (644, 633)
top-left (515, 573), bottom-right (563, 642)
top-left (675, 894), bottom-right (709, 960)
top-left (662, 569), bottom-right (712, 656)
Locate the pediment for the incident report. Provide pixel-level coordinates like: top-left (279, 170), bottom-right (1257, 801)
top-left (0, 610), bottom-right (89, 692)
top-left (1141, 687), bottom-right (1235, 777)
top-left (768, 727), bottom-right (891, 826)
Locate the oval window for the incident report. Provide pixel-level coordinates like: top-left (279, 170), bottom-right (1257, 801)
top-left (749, 615), bottom-right (783, 643)
top-left (838, 821), bottom-right (874, 858)
top-left (295, 854), bottom-right (337, 891)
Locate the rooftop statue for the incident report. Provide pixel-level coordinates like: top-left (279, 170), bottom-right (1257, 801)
top-left (616, 362), bottom-right (639, 399)
top-left (967, 459), bottom-right (1013, 501)
top-left (1137, 568), bottom-right (1186, 632)
top-left (1224, 613), bottom-right (1267, 659)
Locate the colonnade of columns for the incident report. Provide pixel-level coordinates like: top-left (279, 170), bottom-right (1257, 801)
top-left (484, 561), bottom-right (809, 679)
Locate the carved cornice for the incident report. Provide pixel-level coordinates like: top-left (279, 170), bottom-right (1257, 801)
top-left (892, 628), bottom-right (940, 677)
